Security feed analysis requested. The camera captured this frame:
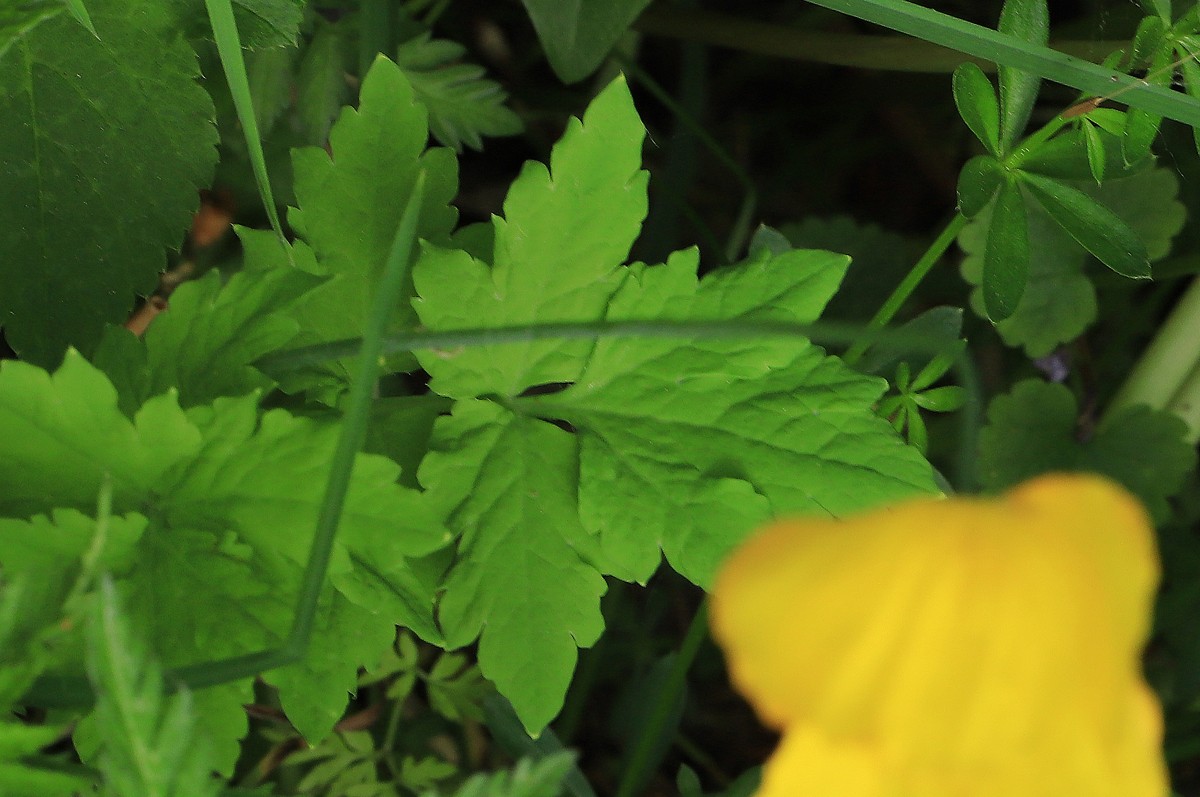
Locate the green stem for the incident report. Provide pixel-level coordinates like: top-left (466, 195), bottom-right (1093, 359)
top-left (1004, 114), bottom-right (1070, 168)
top-left (844, 213), bottom-right (967, 365)
top-left (636, 7), bottom-right (1121, 73)
top-left (1108, 276), bottom-right (1200, 440)
top-left (614, 602), bottom-right (710, 797)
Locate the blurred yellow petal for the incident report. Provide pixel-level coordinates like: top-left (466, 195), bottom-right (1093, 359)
top-left (711, 473), bottom-right (1166, 797)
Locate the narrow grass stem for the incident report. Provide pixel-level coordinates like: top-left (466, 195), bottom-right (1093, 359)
top-left (636, 7), bottom-right (1121, 73)
top-left (614, 602), bottom-right (710, 797)
top-left (843, 213), bottom-right (967, 365)
top-left (1109, 276), bottom-right (1200, 437)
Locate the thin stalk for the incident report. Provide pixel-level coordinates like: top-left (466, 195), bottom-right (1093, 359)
top-left (805, 0), bottom-right (1200, 129)
top-left (843, 213), bottom-right (968, 365)
top-left (1108, 276), bottom-right (1200, 417)
top-left (614, 602), bottom-right (711, 797)
top-left (1166, 360), bottom-right (1200, 443)
top-left (637, 6), bottom-right (1121, 73)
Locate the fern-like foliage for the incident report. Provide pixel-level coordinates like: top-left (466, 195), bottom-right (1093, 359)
top-left (85, 577), bottom-right (220, 797)
top-left (395, 32), bottom-right (522, 151)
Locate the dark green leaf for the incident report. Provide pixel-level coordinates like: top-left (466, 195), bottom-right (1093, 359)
top-left (953, 63), bottom-right (1000, 154)
top-left (295, 18), bottom-right (350, 144)
top-left (0, 0), bottom-right (218, 365)
top-left (956, 155), bottom-right (1003, 217)
top-left (979, 380), bottom-right (1196, 522)
top-left (520, 0), bottom-right (651, 83)
top-left (1142, 0), bottom-right (1170, 21)
top-left (0, 1), bottom-right (61, 60)
top-left (997, 0), bottom-right (1048, 150)
top-left (982, 178), bottom-right (1030, 321)
top-left (1020, 127), bottom-right (1148, 181)
top-left (1022, 172), bottom-right (1151, 278)
top-left (1082, 120), bottom-right (1106, 182)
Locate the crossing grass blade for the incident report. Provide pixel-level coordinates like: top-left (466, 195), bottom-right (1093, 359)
top-left (808, 0), bottom-right (1200, 129)
top-left (203, 0), bottom-right (293, 263)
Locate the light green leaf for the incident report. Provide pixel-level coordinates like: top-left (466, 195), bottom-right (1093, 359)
top-left (97, 268), bottom-right (324, 409)
top-left (520, 0), bottom-right (651, 83)
top-left (1022, 171), bottom-right (1151, 278)
top-left (956, 155), bottom-right (1003, 217)
top-left (982, 178), bottom-right (1029, 321)
top-left (979, 380), bottom-right (1196, 523)
top-left (407, 77), bottom-right (936, 734)
top-left (0, 716), bottom-right (92, 797)
top-left (451, 754), bottom-right (576, 797)
top-left (996, 0), bottom-right (1047, 150)
top-left (86, 578), bottom-right (221, 797)
top-left (281, 56), bottom-right (459, 392)
top-left (413, 75), bottom-right (648, 399)
top-left (295, 17), bottom-right (350, 144)
top-left (952, 63), bottom-right (1000, 155)
top-left (420, 400), bottom-right (608, 735)
top-left (0, 0), bottom-right (218, 365)
top-left (396, 32), bottom-right (523, 151)
top-left (520, 248), bottom-right (935, 587)
top-left (1, 357), bottom-right (448, 769)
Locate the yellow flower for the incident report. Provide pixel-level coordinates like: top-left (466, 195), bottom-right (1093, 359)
top-left (710, 474), bottom-right (1167, 797)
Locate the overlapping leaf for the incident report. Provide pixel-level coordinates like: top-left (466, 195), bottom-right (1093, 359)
top-left (0, 355), bottom-right (448, 766)
top-left (93, 268), bottom-right (324, 413)
top-left (0, 0), bottom-right (217, 365)
top-left (252, 57), bottom-right (459, 394)
top-left (959, 168), bottom-right (1184, 354)
top-left (411, 77), bottom-right (937, 734)
top-left (979, 379), bottom-right (1196, 523)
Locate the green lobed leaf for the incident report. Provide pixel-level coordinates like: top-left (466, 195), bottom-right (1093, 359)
top-left (982, 177), bottom-right (1029, 320)
top-left (1022, 171), bottom-right (1151, 278)
top-left (93, 268), bottom-right (325, 411)
top-left (0, 0), bottom-right (218, 366)
top-left (413, 75), bottom-right (649, 399)
top-left (267, 56), bottom-right (459, 394)
top-left (952, 63), bottom-right (1000, 155)
top-left (0, 722), bottom-right (93, 797)
top-left (996, 0), bottom-right (1047, 151)
top-left (451, 754), bottom-right (576, 797)
top-left (408, 78), bottom-right (936, 733)
top-left (519, 248), bottom-right (935, 587)
top-left (395, 31), bottom-right (523, 151)
top-left (0, 356), bottom-right (449, 768)
top-left (86, 578), bottom-right (221, 797)
top-left (979, 380), bottom-right (1196, 522)
top-left (520, 0), bottom-right (651, 83)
